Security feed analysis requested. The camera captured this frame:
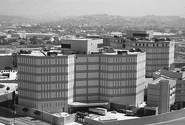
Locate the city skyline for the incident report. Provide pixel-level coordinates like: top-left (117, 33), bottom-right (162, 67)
top-left (0, 0), bottom-right (185, 21)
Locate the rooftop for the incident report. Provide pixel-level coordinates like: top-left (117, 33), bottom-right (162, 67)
top-left (69, 101), bottom-right (109, 107)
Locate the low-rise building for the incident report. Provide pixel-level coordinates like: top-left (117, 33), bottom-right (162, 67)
top-left (153, 66), bottom-right (185, 103)
top-left (145, 77), bottom-right (176, 115)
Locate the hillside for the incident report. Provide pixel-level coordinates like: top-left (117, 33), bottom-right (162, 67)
top-left (57, 14), bottom-right (185, 28)
top-left (0, 15), bottom-right (35, 24)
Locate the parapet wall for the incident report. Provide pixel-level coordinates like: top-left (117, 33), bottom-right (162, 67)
top-left (85, 109), bottom-right (185, 125)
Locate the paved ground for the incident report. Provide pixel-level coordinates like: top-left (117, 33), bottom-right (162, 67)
top-left (148, 117), bottom-right (185, 125)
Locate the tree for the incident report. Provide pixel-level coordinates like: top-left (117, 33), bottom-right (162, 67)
top-left (22, 107), bottom-right (28, 112)
top-left (43, 36), bottom-right (50, 41)
top-left (30, 36), bottom-right (38, 44)
top-left (34, 110), bottom-right (41, 115)
top-left (6, 86), bottom-right (10, 91)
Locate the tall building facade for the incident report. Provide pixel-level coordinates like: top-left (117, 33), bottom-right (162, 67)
top-left (18, 52), bottom-right (75, 113)
top-left (17, 50), bottom-right (146, 113)
top-left (108, 31), bottom-right (175, 77)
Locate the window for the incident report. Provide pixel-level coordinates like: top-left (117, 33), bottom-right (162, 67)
top-left (97, 43), bottom-right (103, 48)
top-left (61, 44), bottom-right (71, 48)
top-left (133, 33), bottom-right (149, 37)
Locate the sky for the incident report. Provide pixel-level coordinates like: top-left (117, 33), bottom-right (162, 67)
top-left (0, 0), bottom-right (185, 20)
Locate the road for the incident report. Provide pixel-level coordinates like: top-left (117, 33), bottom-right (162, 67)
top-left (148, 117), bottom-right (185, 125)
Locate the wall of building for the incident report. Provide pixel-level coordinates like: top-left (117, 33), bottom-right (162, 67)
top-left (74, 54), bottom-right (100, 102)
top-left (87, 39), bottom-right (103, 53)
top-left (176, 80), bottom-right (185, 102)
top-left (61, 39), bottom-right (88, 53)
top-left (159, 81), bottom-right (170, 114)
top-left (126, 30), bottom-right (153, 39)
top-left (61, 39), bottom-right (103, 54)
top-left (147, 79), bottom-right (176, 114)
top-left (99, 53), bottom-right (146, 107)
top-left (160, 68), bottom-right (184, 79)
top-left (17, 55), bottom-right (75, 113)
top-left (108, 37), bottom-right (175, 77)
top-left (0, 55), bottom-right (13, 70)
top-left (16, 105), bottom-right (76, 125)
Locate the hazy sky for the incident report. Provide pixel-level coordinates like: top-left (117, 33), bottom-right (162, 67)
top-left (0, 0), bottom-right (185, 20)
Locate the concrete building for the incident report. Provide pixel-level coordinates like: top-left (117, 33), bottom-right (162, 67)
top-left (17, 51), bottom-right (75, 113)
top-left (145, 77), bottom-right (176, 115)
top-left (17, 49), bottom-right (146, 113)
top-left (126, 30), bottom-right (153, 39)
top-left (107, 33), bottom-right (175, 77)
top-left (0, 53), bottom-right (13, 70)
top-left (74, 50), bottom-right (146, 108)
top-left (60, 38), bottom-right (103, 54)
top-left (153, 66), bottom-right (185, 103)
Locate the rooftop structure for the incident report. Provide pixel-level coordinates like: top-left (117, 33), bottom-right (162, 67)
top-left (126, 30), bottom-right (153, 39)
top-left (60, 38), bottom-right (103, 54)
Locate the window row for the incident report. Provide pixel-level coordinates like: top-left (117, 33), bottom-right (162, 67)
top-left (18, 57), bottom-right (71, 65)
top-left (19, 82), bottom-right (70, 90)
top-left (18, 66), bottom-right (74, 73)
top-left (18, 74), bottom-right (74, 82)
top-left (135, 43), bottom-right (168, 47)
top-left (100, 80), bottom-right (136, 87)
top-left (101, 65), bottom-right (136, 71)
top-left (146, 54), bottom-right (169, 59)
top-left (100, 88), bottom-right (136, 95)
top-left (100, 73), bottom-right (136, 79)
top-left (101, 57), bottom-right (136, 63)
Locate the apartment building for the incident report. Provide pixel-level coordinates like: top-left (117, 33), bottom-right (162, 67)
top-left (107, 31), bottom-right (175, 77)
top-left (145, 77), bottom-right (176, 115)
top-left (17, 49), bottom-right (146, 113)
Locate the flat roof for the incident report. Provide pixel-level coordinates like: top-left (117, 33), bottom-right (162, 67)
top-left (20, 51), bottom-right (64, 57)
top-left (69, 102), bottom-right (109, 107)
top-left (0, 53), bottom-right (12, 56)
